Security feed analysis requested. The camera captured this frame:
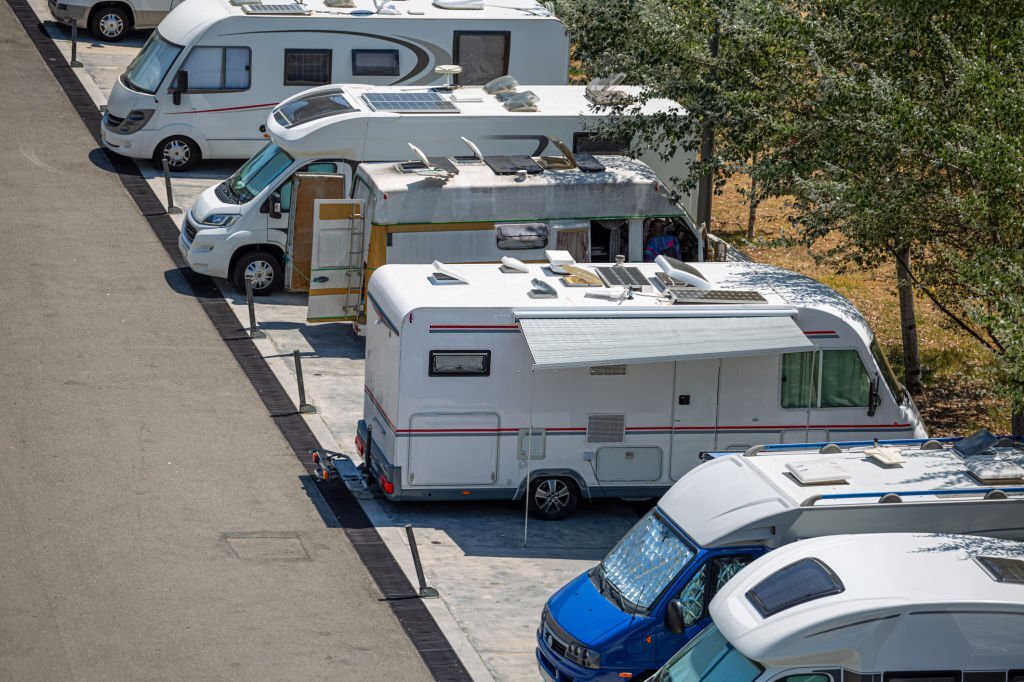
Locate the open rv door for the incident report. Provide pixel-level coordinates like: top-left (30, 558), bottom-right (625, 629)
top-left (306, 198), bottom-right (366, 323)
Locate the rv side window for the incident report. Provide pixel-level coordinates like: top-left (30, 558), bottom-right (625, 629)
top-left (453, 31), bottom-right (510, 85)
top-left (429, 351), bottom-right (491, 377)
top-left (352, 49), bottom-right (400, 77)
top-left (781, 350), bottom-right (870, 409)
top-left (572, 132), bottom-right (630, 155)
top-left (496, 223), bottom-right (548, 250)
top-left (180, 47), bottom-right (251, 91)
top-left (883, 673), bottom-right (960, 682)
top-left (284, 49), bottom-right (332, 86)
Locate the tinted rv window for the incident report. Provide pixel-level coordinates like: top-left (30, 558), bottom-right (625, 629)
top-left (883, 674), bottom-right (960, 682)
top-left (284, 49), bottom-right (332, 86)
top-left (573, 132), bottom-right (630, 154)
top-left (429, 351), bottom-right (491, 376)
top-left (496, 223), bottom-right (548, 250)
top-left (180, 47), bottom-right (251, 91)
top-left (352, 50), bottom-right (400, 76)
top-left (453, 31), bottom-right (510, 85)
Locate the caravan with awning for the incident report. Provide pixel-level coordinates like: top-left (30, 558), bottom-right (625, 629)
top-left (320, 258), bottom-right (926, 519)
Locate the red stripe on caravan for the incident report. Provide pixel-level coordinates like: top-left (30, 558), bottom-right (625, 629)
top-left (428, 324), bottom-right (520, 330)
top-left (363, 386), bottom-right (397, 432)
top-left (167, 102), bottom-right (278, 115)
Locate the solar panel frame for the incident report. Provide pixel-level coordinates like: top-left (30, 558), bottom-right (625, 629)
top-left (362, 92), bottom-right (459, 114)
top-left (241, 3), bottom-right (310, 13)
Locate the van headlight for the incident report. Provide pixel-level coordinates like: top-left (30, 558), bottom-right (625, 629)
top-left (107, 109), bottom-right (154, 134)
top-left (199, 214), bottom-right (239, 228)
top-left (568, 643), bottom-right (601, 669)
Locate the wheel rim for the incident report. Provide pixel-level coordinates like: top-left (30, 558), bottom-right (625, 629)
top-left (97, 13), bottom-right (124, 38)
top-left (163, 140), bottom-right (191, 168)
top-left (534, 479), bottom-right (570, 515)
top-left (245, 260), bottom-right (275, 290)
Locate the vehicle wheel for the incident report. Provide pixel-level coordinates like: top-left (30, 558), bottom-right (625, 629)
top-left (90, 6), bottom-right (130, 41)
top-left (232, 251), bottom-right (282, 296)
top-left (155, 136), bottom-right (200, 172)
top-left (529, 476), bottom-right (579, 520)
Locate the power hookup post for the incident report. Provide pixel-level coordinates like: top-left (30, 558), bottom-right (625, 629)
top-left (293, 350), bottom-right (317, 413)
top-left (161, 159), bottom-right (182, 214)
top-left (245, 277), bottom-right (266, 339)
top-left (405, 525), bottom-right (439, 598)
top-left (69, 19), bottom-right (83, 68)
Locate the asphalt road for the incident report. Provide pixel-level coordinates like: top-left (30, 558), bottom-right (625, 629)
top-left (0, 6), bottom-right (431, 680)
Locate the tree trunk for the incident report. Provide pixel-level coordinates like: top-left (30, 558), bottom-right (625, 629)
top-left (895, 247), bottom-right (924, 395)
top-left (746, 174), bottom-right (758, 240)
top-left (1013, 410), bottom-right (1023, 437)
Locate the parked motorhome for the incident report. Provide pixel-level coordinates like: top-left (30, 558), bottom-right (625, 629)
top-left (538, 431), bottom-right (1024, 681)
top-left (182, 83), bottom-right (697, 296)
top-left (314, 258), bottom-right (926, 513)
top-left (182, 151), bottom-right (722, 313)
top-left (652, 533), bottom-right (1024, 681)
top-left (101, 0), bottom-right (570, 169)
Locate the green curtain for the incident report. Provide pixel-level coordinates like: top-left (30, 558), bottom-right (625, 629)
top-left (781, 352), bottom-right (817, 408)
top-left (820, 350), bottom-right (870, 407)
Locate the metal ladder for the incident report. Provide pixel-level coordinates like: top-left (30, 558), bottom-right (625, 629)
top-left (339, 203), bottom-right (366, 320)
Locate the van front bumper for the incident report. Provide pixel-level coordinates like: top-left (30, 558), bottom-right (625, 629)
top-left (100, 118), bottom-right (156, 160)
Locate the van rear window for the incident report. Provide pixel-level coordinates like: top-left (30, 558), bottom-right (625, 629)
top-left (274, 89), bottom-right (355, 128)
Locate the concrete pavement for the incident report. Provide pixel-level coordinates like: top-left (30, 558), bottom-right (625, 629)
top-left (0, 4), bottom-right (431, 679)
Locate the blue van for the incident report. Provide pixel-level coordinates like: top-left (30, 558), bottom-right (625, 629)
top-left (536, 433), bottom-right (1024, 681)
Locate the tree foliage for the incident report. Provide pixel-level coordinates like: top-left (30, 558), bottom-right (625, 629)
top-left (557, 0), bottom-right (1024, 412)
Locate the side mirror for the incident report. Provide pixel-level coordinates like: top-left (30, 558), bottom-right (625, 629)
top-left (171, 69), bottom-right (188, 105)
top-left (868, 373), bottom-right (882, 417)
top-left (268, 190), bottom-right (282, 220)
top-left (664, 599), bottom-right (685, 634)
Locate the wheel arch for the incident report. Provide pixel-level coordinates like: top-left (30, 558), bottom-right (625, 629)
top-left (513, 469), bottom-right (589, 502)
top-left (88, 2), bottom-right (136, 29)
top-left (228, 243), bottom-right (285, 278)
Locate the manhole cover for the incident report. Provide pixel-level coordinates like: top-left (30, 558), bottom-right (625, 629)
top-left (224, 532), bottom-right (310, 561)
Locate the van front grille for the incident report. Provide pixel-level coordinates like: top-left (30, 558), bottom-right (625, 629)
top-left (184, 219), bottom-right (198, 242)
top-left (104, 113), bottom-right (125, 130)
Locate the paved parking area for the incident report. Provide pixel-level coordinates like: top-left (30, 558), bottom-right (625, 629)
top-left (16, 9), bottom-right (647, 678)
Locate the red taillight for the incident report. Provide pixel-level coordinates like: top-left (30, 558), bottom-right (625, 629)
top-left (355, 434), bottom-right (365, 456)
top-left (379, 474), bottom-right (394, 495)
top-left (311, 451), bottom-right (320, 464)
top-left (321, 468), bottom-right (331, 482)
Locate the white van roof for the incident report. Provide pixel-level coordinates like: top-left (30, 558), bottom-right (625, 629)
top-left (659, 436), bottom-right (1024, 548)
top-left (370, 260), bottom-right (872, 342)
top-left (711, 533), bottom-right (1024, 669)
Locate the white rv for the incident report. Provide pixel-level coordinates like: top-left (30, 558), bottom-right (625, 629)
top-left (182, 83), bottom-right (696, 295)
top-left (655, 533), bottom-right (1024, 681)
top-left (325, 259), bottom-right (926, 519)
top-left (48, 0), bottom-right (182, 41)
top-left (537, 432), bottom-right (1024, 681)
top-left (101, 0), bottom-right (569, 169)
top-left (182, 151), bottom-right (718, 312)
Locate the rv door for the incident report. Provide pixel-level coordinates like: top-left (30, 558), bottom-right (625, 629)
top-left (306, 198), bottom-right (366, 323)
top-left (287, 173), bottom-right (347, 292)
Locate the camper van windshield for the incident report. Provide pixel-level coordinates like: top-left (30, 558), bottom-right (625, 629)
top-left (597, 511), bottom-right (695, 611)
top-left (655, 625), bottom-right (763, 682)
top-left (122, 32), bottom-right (182, 95)
top-left (226, 144), bottom-right (295, 204)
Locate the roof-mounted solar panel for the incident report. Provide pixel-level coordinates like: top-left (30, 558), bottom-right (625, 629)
top-left (574, 153), bottom-right (606, 173)
top-left (362, 92), bottom-right (459, 114)
top-left (595, 266), bottom-right (648, 289)
top-left (485, 155), bottom-right (543, 175)
top-left (746, 557), bottom-right (845, 618)
top-left (953, 428), bottom-right (999, 458)
top-left (666, 287), bottom-right (767, 304)
top-left (242, 3), bottom-right (310, 13)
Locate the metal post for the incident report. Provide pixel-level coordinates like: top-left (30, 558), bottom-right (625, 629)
top-left (405, 525), bottom-right (438, 598)
top-left (1013, 410), bottom-right (1023, 438)
top-left (245, 277), bottom-right (265, 339)
top-left (293, 350), bottom-right (316, 414)
top-left (69, 18), bottom-right (83, 68)
top-left (161, 159), bottom-right (183, 215)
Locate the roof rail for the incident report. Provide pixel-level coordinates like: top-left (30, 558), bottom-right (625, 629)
top-left (804, 486), bottom-right (1024, 505)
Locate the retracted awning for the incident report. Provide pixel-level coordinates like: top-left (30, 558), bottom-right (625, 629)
top-left (518, 315), bottom-right (814, 370)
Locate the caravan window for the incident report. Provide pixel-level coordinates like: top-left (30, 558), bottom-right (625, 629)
top-left (453, 31), bottom-right (510, 85)
top-left (496, 223), bottom-right (548, 250)
top-left (180, 47), bottom-right (251, 92)
top-left (573, 132), bottom-right (629, 154)
top-left (352, 49), bottom-right (400, 77)
top-left (781, 350), bottom-right (870, 409)
top-left (284, 49), bottom-right (332, 86)
top-left (429, 351), bottom-right (491, 377)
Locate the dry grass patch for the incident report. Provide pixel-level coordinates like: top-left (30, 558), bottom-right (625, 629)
top-left (710, 176), bottom-right (1010, 436)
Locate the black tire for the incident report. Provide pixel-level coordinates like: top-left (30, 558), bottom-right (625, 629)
top-left (231, 251), bottom-right (283, 296)
top-left (154, 136), bottom-right (200, 172)
top-left (90, 6), bottom-right (130, 41)
top-left (528, 476), bottom-right (579, 520)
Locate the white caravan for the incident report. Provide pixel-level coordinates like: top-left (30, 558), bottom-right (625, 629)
top-left (536, 433), bottom-right (1024, 682)
top-left (325, 258), bottom-right (926, 518)
top-left (48, 0), bottom-right (182, 41)
top-left (656, 533), bottom-right (1024, 681)
top-left (182, 83), bottom-right (695, 295)
top-left (101, 0), bottom-right (569, 169)
top-left (182, 152), bottom-right (719, 312)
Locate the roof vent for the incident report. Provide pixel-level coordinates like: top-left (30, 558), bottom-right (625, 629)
top-left (965, 455), bottom-right (1024, 484)
top-left (785, 460), bottom-right (851, 486)
top-left (976, 556), bottom-right (1024, 584)
top-left (746, 558), bottom-right (845, 618)
top-left (500, 256), bottom-right (529, 273)
top-left (655, 255), bottom-right (712, 289)
top-left (953, 428), bottom-right (998, 458)
top-left (502, 90), bottom-right (539, 112)
top-left (429, 261), bottom-right (469, 285)
top-left (865, 445), bottom-right (905, 467)
top-left (433, 0), bottom-right (484, 9)
top-left (484, 75), bottom-right (518, 95)
top-left (585, 74), bottom-right (629, 105)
